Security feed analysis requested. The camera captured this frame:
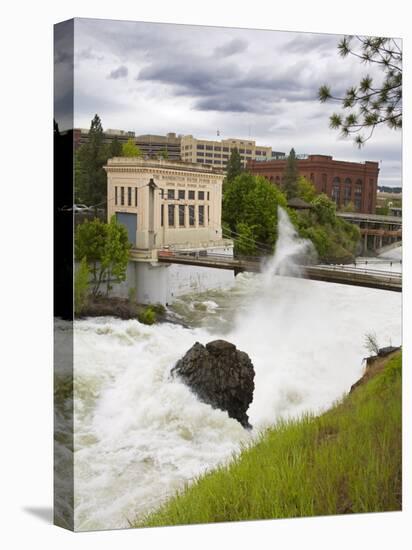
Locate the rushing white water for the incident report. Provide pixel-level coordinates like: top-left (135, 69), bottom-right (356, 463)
top-left (69, 209), bottom-right (402, 531)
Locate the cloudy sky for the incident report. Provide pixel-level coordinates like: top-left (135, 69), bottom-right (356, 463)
top-left (68, 18), bottom-right (401, 187)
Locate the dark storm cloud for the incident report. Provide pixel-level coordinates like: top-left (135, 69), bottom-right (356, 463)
top-left (195, 97), bottom-right (253, 112)
top-left (137, 57), bottom-right (322, 112)
top-left (108, 65), bottom-right (129, 79)
top-left (138, 60), bottom-right (241, 95)
top-left (214, 38), bottom-right (248, 57)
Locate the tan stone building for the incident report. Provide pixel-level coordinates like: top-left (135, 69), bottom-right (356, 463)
top-left (104, 158), bottom-right (231, 252)
top-left (180, 135), bottom-right (273, 168)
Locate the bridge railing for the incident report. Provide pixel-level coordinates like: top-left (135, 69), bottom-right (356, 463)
top-left (158, 249), bottom-right (264, 263)
top-left (311, 264), bottom-right (401, 279)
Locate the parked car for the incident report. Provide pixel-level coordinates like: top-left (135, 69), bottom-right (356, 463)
top-left (60, 204), bottom-right (91, 212)
top-left (73, 204), bottom-right (91, 212)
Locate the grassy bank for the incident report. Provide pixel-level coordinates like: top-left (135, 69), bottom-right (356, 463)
top-left (136, 351), bottom-right (402, 527)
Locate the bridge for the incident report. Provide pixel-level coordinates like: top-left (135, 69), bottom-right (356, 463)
top-left (157, 250), bottom-right (402, 292)
top-left (336, 211), bottom-right (402, 254)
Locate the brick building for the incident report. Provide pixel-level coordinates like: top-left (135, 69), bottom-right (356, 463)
top-left (74, 128), bottom-right (136, 149)
top-left (247, 154), bottom-right (379, 214)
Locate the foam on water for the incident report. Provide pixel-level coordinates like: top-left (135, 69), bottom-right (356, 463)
top-left (69, 209), bottom-right (402, 530)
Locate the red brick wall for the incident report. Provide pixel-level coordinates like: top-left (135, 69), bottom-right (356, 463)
top-left (247, 155), bottom-right (379, 214)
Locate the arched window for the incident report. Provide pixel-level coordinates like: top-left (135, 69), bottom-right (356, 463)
top-left (331, 177), bottom-right (340, 204)
top-left (344, 177), bottom-right (352, 205)
top-left (354, 179), bottom-right (362, 210)
top-left (321, 173), bottom-right (327, 193)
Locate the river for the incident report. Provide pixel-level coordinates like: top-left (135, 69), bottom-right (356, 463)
top-left (65, 213), bottom-right (402, 531)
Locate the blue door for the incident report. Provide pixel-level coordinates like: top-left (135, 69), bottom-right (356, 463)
top-left (116, 212), bottom-right (137, 247)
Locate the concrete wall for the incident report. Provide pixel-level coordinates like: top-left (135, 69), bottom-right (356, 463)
top-left (131, 261), bottom-right (234, 305)
top-left (108, 259), bottom-right (233, 305)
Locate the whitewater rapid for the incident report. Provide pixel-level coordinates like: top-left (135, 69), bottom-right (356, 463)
top-left (68, 214), bottom-right (402, 531)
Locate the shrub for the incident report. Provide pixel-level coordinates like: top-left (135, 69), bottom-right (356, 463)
top-left (74, 257), bottom-right (90, 316)
top-left (138, 306), bottom-right (156, 325)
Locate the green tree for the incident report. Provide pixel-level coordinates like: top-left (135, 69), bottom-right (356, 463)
top-left (74, 257), bottom-right (90, 315)
top-left (234, 223), bottom-right (257, 256)
top-left (75, 217), bottom-right (131, 296)
top-left (311, 193), bottom-right (337, 225)
top-left (282, 148), bottom-right (299, 199)
top-left (319, 35), bottom-right (402, 147)
top-left (297, 176), bottom-right (317, 203)
top-left (223, 172), bottom-right (287, 253)
top-left (159, 149), bottom-right (169, 159)
top-left (225, 148), bottom-right (243, 186)
top-left (101, 215), bottom-right (131, 295)
top-left (109, 137), bottom-right (123, 157)
top-left (294, 193), bottom-right (360, 263)
top-left (75, 114), bottom-right (108, 207)
top-left (122, 138), bottom-right (142, 157)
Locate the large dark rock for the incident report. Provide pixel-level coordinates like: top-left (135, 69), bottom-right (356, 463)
top-left (171, 339), bottom-right (255, 429)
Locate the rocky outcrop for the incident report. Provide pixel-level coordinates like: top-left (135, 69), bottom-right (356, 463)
top-left (171, 340), bottom-right (255, 429)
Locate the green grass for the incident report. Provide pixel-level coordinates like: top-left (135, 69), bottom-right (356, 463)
top-left (135, 352), bottom-right (402, 527)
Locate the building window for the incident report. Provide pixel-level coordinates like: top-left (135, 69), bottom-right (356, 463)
top-left (178, 189), bottom-right (185, 200)
top-left (214, 153), bottom-right (221, 159)
top-left (197, 151), bottom-right (204, 156)
top-left (239, 149), bottom-right (245, 153)
top-left (344, 177), bottom-right (352, 205)
top-left (222, 154), bottom-right (229, 159)
top-left (215, 146), bottom-right (221, 151)
top-left (205, 152), bottom-right (213, 157)
top-left (331, 177), bottom-right (340, 204)
top-left (188, 190), bottom-right (195, 200)
top-left (322, 174), bottom-right (327, 193)
top-left (213, 160), bottom-right (221, 164)
top-left (198, 191), bottom-right (205, 200)
top-left (179, 204), bottom-right (185, 226)
top-left (197, 158), bottom-right (205, 163)
top-left (223, 147), bottom-right (229, 152)
top-left (135, 187), bottom-right (138, 206)
top-left (255, 150), bottom-right (261, 155)
top-left (206, 145), bottom-right (213, 150)
top-left (205, 159), bottom-right (213, 164)
top-left (208, 205), bottom-right (210, 223)
top-left (115, 186), bottom-right (118, 205)
top-left (168, 204), bottom-right (175, 226)
top-left (207, 191), bottom-right (210, 200)
top-left (246, 149), bottom-right (252, 154)
top-left (161, 204), bottom-right (164, 226)
top-left (167, 189), bottom-right (175, 200)
top-left (121, 187), bottom-right (125, 206)
top-left (355, 179), bottom-right (362, 210)
top-left (128, 187), bottom-right (132, 206)
top-left (197, 144), bottom-right (204, 150)
top-left (199, 205), bottom-right (205, 226)
top-left (189, 205), bottom-right (195, 226)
